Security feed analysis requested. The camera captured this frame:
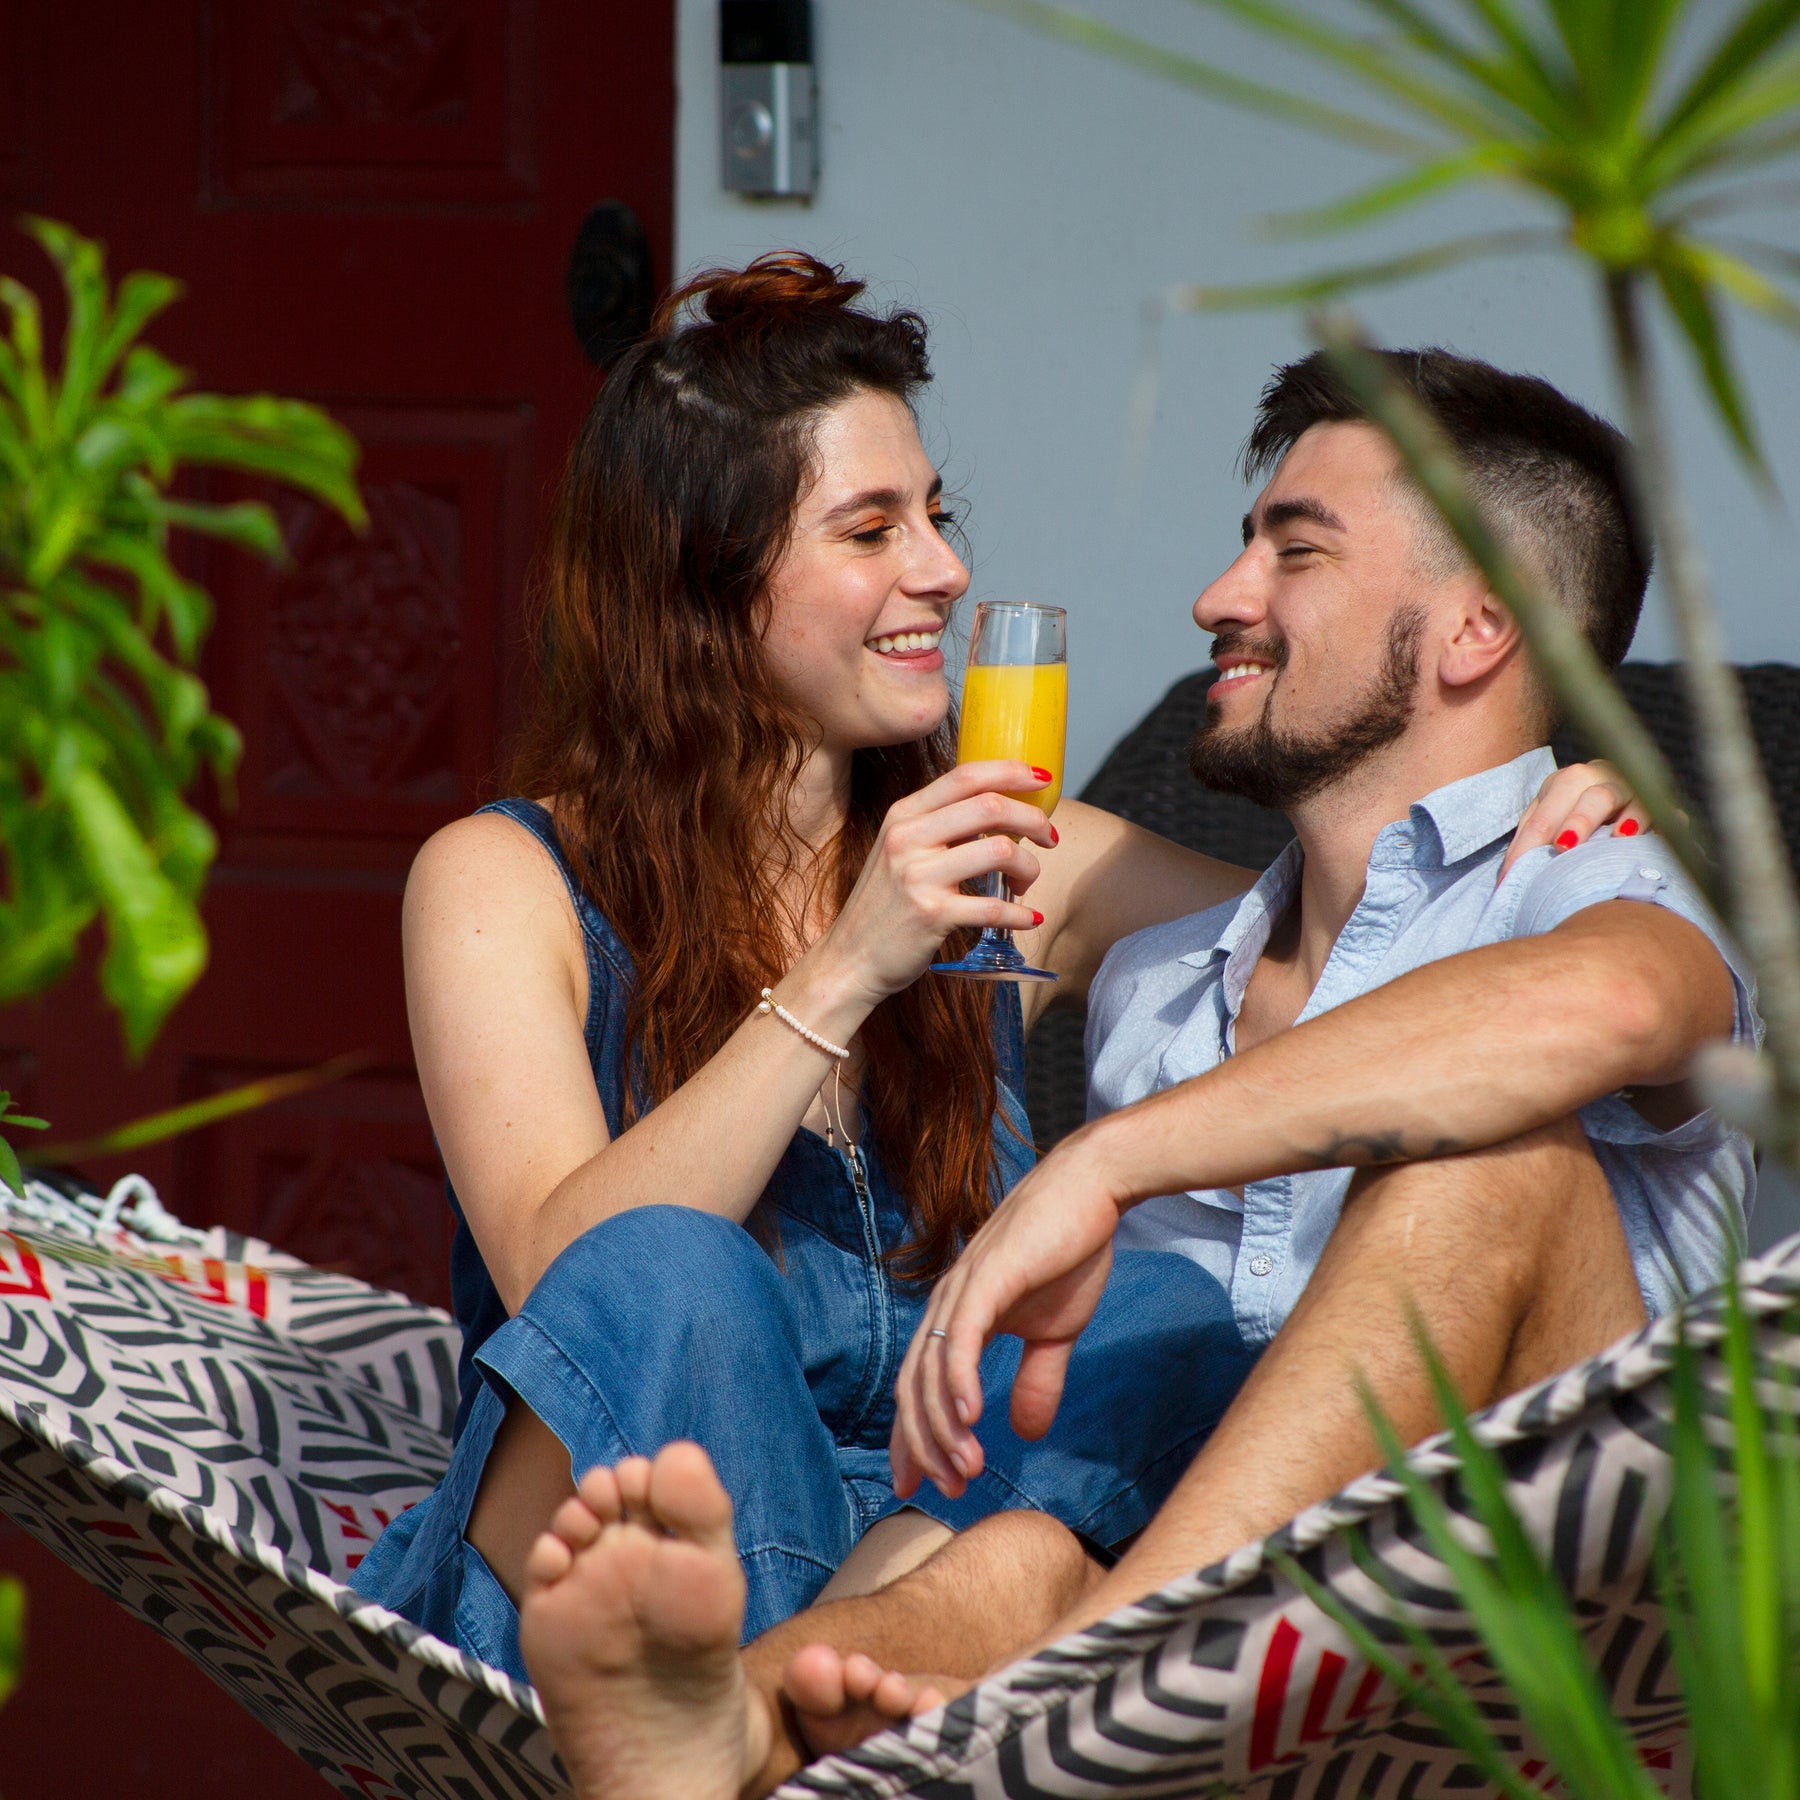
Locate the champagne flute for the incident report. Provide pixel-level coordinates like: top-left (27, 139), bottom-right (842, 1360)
top-left (931, 601), bottom-right (1067, 983)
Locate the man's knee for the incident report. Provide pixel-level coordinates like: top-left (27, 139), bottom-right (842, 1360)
top-left (1340, 1116), bottom-right (1612, 1296)
top-left (950, 1510), bottom-right (1098, 1606)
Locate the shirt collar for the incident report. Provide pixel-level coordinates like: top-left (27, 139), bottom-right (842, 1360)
top-left (1173, 746), bottom-right (1556, 974)
top-left (1179, 837), bottom-right (1302, 972)
top-left (1403, 746), bottom-right (1558, 868)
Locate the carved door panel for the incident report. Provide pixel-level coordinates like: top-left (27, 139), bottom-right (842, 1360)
top-left (0, 0), bottom-right (672, 1306)
top-left (0, 8), bottom-right (672, 1790)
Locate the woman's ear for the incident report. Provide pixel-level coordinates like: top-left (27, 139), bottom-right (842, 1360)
top-left (1438, 582), bottom-right (1524, 689)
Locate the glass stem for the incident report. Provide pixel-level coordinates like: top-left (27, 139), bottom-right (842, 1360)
top-left (977, 866), bottom-right (1015, 946)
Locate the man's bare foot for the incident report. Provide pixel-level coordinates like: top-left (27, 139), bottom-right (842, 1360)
top-left (783, 1642), bottom-right (961, 1760)
top-left (517, 1442), bottom-right (772, 1800)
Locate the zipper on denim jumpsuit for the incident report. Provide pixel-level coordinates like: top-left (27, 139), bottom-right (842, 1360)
top-left (838, 1140), bottom-right (894, 1438)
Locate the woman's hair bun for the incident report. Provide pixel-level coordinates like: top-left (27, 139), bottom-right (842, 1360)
top-left (653, 252), bottom-right (866, 334)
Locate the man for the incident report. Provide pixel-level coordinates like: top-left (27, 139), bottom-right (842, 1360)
top-left (511, 349), bottom-right (1757, 1800)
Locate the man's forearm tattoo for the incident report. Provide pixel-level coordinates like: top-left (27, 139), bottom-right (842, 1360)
top-left (1300, 1128), bottom-right (1468, 1168)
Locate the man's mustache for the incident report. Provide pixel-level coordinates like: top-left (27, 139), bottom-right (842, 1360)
top-left (1209, 630), bottom-right (1287, 671)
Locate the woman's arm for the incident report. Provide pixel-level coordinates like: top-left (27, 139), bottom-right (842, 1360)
top-left (1014, 803), bottom-right (1253, 1027)
top-left (409, 764), bottom-right (1058, 1312)
top-left (1016, 760), bottom-right (1650, 1032)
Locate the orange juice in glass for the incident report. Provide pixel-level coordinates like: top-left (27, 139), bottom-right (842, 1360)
top-left (931, 602), bottom-right (1067, 983)
top-left (956, 662), bottom-right (1068, 814)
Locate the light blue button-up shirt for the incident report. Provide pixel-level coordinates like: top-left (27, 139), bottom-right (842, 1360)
top-left (1086, 748), bottom-right (1760, 1346)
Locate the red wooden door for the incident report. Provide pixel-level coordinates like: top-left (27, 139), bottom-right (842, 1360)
top-left (0, 3), bottom-right (673, 1792)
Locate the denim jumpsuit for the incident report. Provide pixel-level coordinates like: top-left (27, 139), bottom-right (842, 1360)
top-left (351, 799), bottom-right (1255, 1683)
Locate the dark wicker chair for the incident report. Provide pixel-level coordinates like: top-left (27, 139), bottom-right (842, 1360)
top-left (1025, 661), bottom-right (1800, 1150)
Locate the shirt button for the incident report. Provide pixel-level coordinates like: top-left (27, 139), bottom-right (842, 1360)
top-left (1248, 1253), bottom-right (1275, 1277)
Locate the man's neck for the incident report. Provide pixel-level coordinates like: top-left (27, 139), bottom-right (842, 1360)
top-left (1279, 718), bottom-right (1537, 997)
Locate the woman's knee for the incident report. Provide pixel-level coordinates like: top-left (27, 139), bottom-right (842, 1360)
top-left (533, 1204), bottom-right (791, 1331)
top-left (497, 1204), bottom-right (807, 1425)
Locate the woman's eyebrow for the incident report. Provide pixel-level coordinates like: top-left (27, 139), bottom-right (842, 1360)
top-left (818, 475), bottom-right (944, 525)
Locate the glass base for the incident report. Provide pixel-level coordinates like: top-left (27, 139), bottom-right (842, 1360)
top-left (930, 935), bottom-right (1058, 983)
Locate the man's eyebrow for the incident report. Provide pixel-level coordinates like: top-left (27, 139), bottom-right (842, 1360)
top-left (819, 475), bottom-right (944, 525)
top-left (1250, 496), bottom-right (1347, 537)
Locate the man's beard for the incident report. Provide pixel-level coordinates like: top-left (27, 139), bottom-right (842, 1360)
top-left (1188, 605), bottom-right (1426, 810)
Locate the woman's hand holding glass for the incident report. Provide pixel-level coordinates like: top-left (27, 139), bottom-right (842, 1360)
top-left (810, 761), bottom-right (1058, 1009)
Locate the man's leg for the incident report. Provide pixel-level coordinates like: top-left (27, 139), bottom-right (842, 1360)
top-left (991, 1114), bottom-right (1645, 1644)
top-left (783, 1113), bottom-right (1647, 1726)
top-left (520, 1118), bottom-right (1646, 1795)
top-left (738, 1507), bottom-right (1100, 1790)
top-left (518, 1444), bottom-right (1098, 1800)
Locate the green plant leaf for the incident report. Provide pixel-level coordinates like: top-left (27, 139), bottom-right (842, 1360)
top-left (1652, 247), bottom-right (1768, 471)
top-left (1190, 0), bottom-right (1523, 141)
top-left (1174, 228), bottom-right (1556, 309)
top-left (1595, 0), bottom-right (1687, 137)
top-left (1355, 0), bottom-right (1574, 133)
top-left (0, 1133), bottom-right (21, 1195)
top-left (37, 1050), bottom-right (373, 1164)
top-left (1276, 1541), bottom-right (1546, 1800)
top-left (1369, 1336), bottom-right (1662, 1800)
top-left (60, 765), bottom-right (208, 1057)
top-left (145, 496), bottom-right (286, 560)
top-left (1653, 0), bottom-right (1800, 156)
top-left (0, 1574), bottom-right (24, 1709)
top-left (960, 0), bottom-right (1437, 156)
top-left (1256, 146), bottom-right (1513, 239)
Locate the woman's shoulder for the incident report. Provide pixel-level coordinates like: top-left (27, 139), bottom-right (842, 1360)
top-left (407, 800), bottom-right (631, 980)
top-left (406, 804), bottom-right (578, 944)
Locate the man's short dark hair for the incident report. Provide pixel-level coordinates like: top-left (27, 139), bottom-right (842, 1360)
top-left (1241, 347), bottom-right (1651, 669)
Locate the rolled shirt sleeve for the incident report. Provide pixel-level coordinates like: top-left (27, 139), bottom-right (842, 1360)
top-left (1506, 830), bottom-right (1760, 1310)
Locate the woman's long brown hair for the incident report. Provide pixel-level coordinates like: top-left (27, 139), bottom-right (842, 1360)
top-left (510, 252), bottom-right (1007, 1279)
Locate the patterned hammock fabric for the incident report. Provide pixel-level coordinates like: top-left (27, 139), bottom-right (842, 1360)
top-left (0, 1185), bottom-right (1790, 1800)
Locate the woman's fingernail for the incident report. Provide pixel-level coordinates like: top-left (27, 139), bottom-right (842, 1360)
top-left (1617, 818), bottom-right (1640, 837)
top-left (1555, 830), bottom-right (1579, 850)
top-left (1031, 909), bottom-right (1044, 926)
top-left (953, 1397), bottom-right (970, 1424)
top-left (1049, 824), bottom-right (1059, 846)
top-left (1031, 766), bottom-right (1052, 782)
top-left (949, 1451), bottom-right (968, 1478)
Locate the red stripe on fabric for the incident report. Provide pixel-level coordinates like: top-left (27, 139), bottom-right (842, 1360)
top-left (1249, 1617), bottom-right (1301, 1770)
top-left (1299, 1649), bottom-right (1346, 1742)
top-left (1346, 1662), bottom-right (1384, 1719)
top-left (0, 1236), bottom-right (49, 1300)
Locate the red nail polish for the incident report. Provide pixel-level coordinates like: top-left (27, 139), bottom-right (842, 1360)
top-left (1049, 824), bottom-right (1059, 846)
top-left (1031, 909), bottom-right (1044, 926)
top-left (1555, 830), bottom-right (1579, 850)
top-left (1031, 766), bottom-right (1052, 783)
top-left (1617, 818), bottom-right (1640, 837)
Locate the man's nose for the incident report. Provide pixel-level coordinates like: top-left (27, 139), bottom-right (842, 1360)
top-left (1193, 543), bottom-right (1267, 633)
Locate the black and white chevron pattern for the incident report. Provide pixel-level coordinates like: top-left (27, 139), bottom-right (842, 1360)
top-left (0, 1199), bottom-right (1789, 1799)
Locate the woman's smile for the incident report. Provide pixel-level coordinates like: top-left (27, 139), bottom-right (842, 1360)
top-left (866, 625), bottom-right (945, 671)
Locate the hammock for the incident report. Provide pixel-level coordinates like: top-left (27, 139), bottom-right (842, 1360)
top-left (0, 1175), bottom-right (1779, 1800)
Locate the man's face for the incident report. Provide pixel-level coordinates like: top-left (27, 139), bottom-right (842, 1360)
top-left (1189, 420), bottom-right (1438, 809)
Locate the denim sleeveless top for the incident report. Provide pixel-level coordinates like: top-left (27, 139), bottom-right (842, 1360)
top-left (444, 798), bottom-right (1036, 1439)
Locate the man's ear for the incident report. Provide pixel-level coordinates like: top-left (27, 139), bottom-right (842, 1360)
top-left (1438, 581), bottom-right (1524, 689)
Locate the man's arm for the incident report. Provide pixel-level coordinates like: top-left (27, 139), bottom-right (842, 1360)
top-left (890, 899), bottom-right (1735, 1499)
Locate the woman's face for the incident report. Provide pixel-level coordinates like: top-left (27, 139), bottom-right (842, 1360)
top-left (760, 387), bottom-right (969, 754)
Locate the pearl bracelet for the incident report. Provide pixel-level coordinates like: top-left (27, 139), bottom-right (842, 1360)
top-left (756, 987), bottom-right (850, 1062)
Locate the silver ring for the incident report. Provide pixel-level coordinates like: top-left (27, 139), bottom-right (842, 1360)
top-left (926, 1327), bottom-right (948, 1339)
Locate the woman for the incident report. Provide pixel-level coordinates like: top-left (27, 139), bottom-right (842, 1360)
top-left (351, 254), bottom-right (1633, 1681)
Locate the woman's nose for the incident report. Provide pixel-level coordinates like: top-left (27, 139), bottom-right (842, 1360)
top-left (910, 522), bottom-right (969, 600)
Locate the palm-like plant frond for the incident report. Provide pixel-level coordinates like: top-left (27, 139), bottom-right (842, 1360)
top-left (969, 0), bottom-right (1800, 468)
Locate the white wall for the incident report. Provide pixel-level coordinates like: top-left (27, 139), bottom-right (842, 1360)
top-left (675, 0), bottom-right (1800, 791)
